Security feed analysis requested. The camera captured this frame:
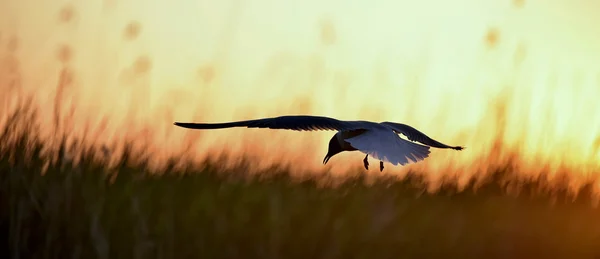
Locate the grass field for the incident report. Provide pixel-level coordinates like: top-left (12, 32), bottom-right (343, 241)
top-left (2, 101), bottom-right (600, 259)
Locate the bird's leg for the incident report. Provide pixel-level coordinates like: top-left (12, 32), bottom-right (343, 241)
top-left (380, 161), bottom-right (384, 172)
top-left (363, 154), bottom-right (369, 170)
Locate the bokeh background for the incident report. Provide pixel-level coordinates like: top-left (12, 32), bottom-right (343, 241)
top-left (2, 0), bottom-right (600, 185)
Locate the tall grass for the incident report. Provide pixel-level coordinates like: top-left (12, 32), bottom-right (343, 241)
top-left (2, 99), bottom-right (600, 259)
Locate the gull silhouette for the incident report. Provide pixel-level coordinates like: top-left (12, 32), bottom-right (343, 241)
top-left (174, 115), bottom-right (464, 171)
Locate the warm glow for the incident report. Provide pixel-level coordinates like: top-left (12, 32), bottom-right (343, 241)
top-left (1, 0), bottom-right (600, 192)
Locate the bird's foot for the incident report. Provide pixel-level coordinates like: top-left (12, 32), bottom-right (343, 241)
top-left (380, 161), bottom-right (384, 172)
top-left (454, 146), bottom-right (465, 151)
top-left (363, 155), bottom-right (369, 170)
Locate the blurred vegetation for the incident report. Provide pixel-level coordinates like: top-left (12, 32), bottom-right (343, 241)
top-left (2, 99), bottom-right (600, 259)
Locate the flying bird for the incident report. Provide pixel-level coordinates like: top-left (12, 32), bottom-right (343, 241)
top-left (173, 115), bottom-right (464, 171)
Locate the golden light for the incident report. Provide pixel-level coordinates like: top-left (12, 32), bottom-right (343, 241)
top-left (1, 0), bottom-right (600, 193)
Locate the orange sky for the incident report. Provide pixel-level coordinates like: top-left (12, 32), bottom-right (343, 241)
top-left (1, 0), bottom-right (600, 190)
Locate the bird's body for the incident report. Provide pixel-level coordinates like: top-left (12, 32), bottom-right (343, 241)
top-left (174, 115), bottom-right (464, 171)
top-left (335, 129), bottom-right (366, 152)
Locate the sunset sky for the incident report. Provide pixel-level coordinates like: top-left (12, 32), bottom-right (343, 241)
top-left (1, 0), bottom-right (600, 188)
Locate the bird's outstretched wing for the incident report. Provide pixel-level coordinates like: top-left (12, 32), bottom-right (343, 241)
top-left (380, 122), bottom-right (464, 150)
top-left (174, 115), bottom-right (371, 132)
top-left (345, 129), bottom-right (431, 166)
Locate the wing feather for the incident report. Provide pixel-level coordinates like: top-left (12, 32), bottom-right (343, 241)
top-left (174, 115), bottom-right (371, 132)
top-left (380, 122), bottom-right (464, 150)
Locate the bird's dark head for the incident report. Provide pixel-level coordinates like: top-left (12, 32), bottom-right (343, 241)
top-left (323, 135), bottom-right (343, 165)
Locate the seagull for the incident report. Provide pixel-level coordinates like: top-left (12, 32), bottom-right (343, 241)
top-left (173, 115), bottom-right (464, 171)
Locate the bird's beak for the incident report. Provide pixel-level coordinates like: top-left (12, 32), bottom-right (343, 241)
top-left (323, 155), bottom-right (331, 165)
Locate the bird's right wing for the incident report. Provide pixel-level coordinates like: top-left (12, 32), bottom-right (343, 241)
top-left (345, 129), bottom-right (431, 166)
top-left (380, 122), bottom-right (464, 150)
top-left (174, 115), bottom-right (370, 132)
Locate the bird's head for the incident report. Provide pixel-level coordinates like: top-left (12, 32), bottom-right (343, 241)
top-left (323, 135), bottom-right (343, 165)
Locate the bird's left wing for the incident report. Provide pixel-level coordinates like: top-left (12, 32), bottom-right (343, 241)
top-left (380, 122), bottom-right (464, 150)
top-left (174, 115), bottom-right (370, 132)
